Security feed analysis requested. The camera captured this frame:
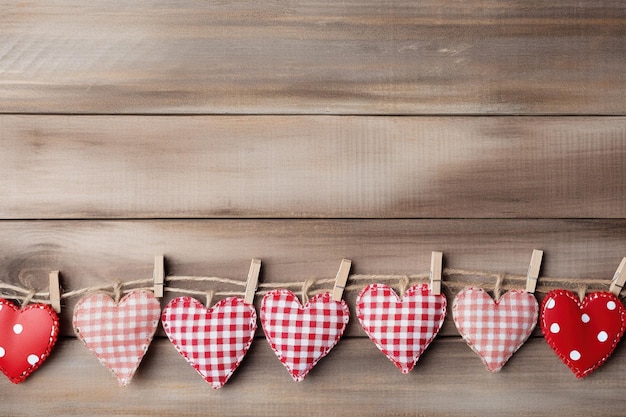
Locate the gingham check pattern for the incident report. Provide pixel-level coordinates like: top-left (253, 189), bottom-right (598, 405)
top-left (452, 287), bottom-right (538, 372)
top-left (356, 283), bottom-right (447, 374)
top-left (72, 290), bottom-right (160, 386)
top-left (260, 290), bottom-right (349, 382)
top-left (161, 296), bottom-right (257, 389)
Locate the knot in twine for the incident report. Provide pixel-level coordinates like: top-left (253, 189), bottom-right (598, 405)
top-left (493, 273), bottom-right (504, 301)
top-left (113, 280), bottom-right (123, 303)
top-left (398, 275), bottom-right (410, 298)
top-left (301, 278), bottom-right (316, 304)
top-left (206, 290), bottom-right (215, 307)
top-left (21, 289), bottom-right (36, 309)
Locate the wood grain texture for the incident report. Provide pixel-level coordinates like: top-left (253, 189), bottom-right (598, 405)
top-left (0, 219), bottom-right (623, 336)
top-left (2, 337), bottom-right (626, 417)
top-left (1, 1), bottom-right (625, 115)
top-left (2, 0), bottom-right (625, 415)
top-left (2, 115), bottom-right (625, 219)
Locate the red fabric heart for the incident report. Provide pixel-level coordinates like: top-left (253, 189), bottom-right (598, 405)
top-left (452, 288), bottom-right (538, 372)
top-left (73, 290), bottom-right (160, 386)
top-left (0, 299), bottom-right (59, 383)
top-left (541, 289), bottom-right (626, 378)
top-left (161, 296), bottom-right (257, 389)
top-left (356, 283), bottom-right (446, 373)
top-left (260, 290), bottom-right (349, 381)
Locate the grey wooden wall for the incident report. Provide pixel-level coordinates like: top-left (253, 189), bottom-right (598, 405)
top-left (1, 1), bottom-right (625, 416)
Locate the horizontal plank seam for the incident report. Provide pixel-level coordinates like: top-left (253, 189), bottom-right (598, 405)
top-left (0, 217), bottom-right (624, 222)
top-left (1, 112), bottom-right (625, 117)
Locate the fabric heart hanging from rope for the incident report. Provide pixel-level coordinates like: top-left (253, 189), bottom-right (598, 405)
top-left (0, 299), bottom-right (59, 383)
top-left (452, 287), bottom-right (538, 372)
top-left (541, 289), bottom-right (626, 378)
top-left (356, 283), bottom-right (446, 373)
top-left (161, 296), bottom-right (257, 389)
top-left (73, 290), bottom-right (160, 386)
top-left (260, 290), bottom-right (349, 382)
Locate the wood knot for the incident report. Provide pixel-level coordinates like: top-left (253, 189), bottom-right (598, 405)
top-left (18, 268), bottom-right (49, 291)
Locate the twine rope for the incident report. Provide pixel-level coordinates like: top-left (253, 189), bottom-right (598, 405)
top-left (0, 267), bottom-right (616, 307)
top-left (300, 278), bottom-right (316, 304)
top-left (20, 289), bottom-right (36, 309)
top-left (205, 290), bottom-right (215, 308)
top-left (398, 275), bottom-right (410, 296)
top-left (113, 280), bottom-right (123, 303)
top-left (493, 273), bottom-right (504, 301)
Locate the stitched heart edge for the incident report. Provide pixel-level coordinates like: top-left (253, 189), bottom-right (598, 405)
top-left (452, 287), bottom-right (538, 372)
top-left (0, 299), bottom-right (59, 384)
top-left (540, 289), bottom-right (626, 378)
top-left (260, 290), bottom-right (350, 382)
top-left (356, 283), bottom-right (447, 374)
top-left (72, 290), bottom-right (160, 386)
top-left (161, 296), bottom-right (257, 389)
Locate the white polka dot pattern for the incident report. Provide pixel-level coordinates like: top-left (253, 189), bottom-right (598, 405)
top-left (452, 288), bottom-right (538, 372)
top-left (541, 289), bottom-right (626, 378)
top-left (0, 299), bottom-right (59, 384)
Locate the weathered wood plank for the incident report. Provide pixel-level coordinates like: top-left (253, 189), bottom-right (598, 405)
top-left (1, 115), bottom-right (625, 219)
top-left (2, 337), bottom-right (625, 416)
top-left (1, 1), bottom-right (624, 114)
top-left (0, 219), bottom-right (623, 336)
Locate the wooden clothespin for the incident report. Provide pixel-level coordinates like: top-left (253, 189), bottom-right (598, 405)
top-left (332, 259), bottom-right (352, 302)
top-left (153, 255), bottom-right (165, 298)
top-left (609, 257), bottom-right (626, 297)
top-left (430, 251), bottom-right (443, 295)
top-left (49, 271), bottom-right (62, 313)
top-left (244, 259), bottom-right (261, 305)
top-left (525, 249), bottom-right (544, 294)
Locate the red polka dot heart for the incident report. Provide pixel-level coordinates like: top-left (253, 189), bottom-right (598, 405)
top-left (0, 299), bottom-right (59, 383)
top-left (541, 289), bottom-right (626, 378)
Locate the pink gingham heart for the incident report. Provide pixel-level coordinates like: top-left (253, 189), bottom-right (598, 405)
top-left (73, 290), bottom-right (160, 386)
top-left (356, 283), bottom-right (447, 373)
top-left (452, 287), bottom-right (538, 372)
top-left (161, 296), bottom-right (257, 389)
top-left (260, 290), bottom-right (349, 382)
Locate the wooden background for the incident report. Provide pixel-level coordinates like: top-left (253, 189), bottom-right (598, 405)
top-left (1, 1), bottom-right (625, 415)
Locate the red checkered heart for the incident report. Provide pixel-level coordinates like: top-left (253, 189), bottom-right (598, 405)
top-left (0, 299), bottom-right (59, 383)
top-left (541, 289), bottom-right (626, 378)
top-left (260, 290), bottom-right (349, 382)
top-left (356, 283), bottom-right (446, 373)
top-left (452, 287), bottom-right (538, 372)
top-left (73, 290), bottom-right (160, 386)
top-left (161, 296), bottom-right (257, 389)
